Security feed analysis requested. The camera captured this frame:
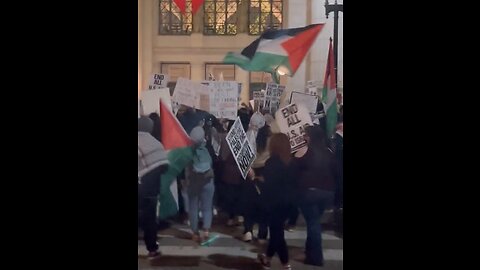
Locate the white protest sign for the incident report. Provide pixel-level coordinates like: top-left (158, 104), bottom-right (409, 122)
top-left (148, 74), bottom-right (169, 90)
top-left (264, 82), bottom-right (285, 114)
top-left (226, 117), bottom-right (256, 179)
top-left (202, 81), bottom-right (239, 120)
top-left (306, 80), bottom-right (321, 96)
top-left (253, 90), bottom-right (266, 112)
top-left (172, 77), bottom-right (198, 108)
top-left (290, 91), bottom-right (319, 114)
top-left (275, 103), bottom-right (313, 153)
top-left (140, 88), bottom-right (172, 114)
top-left (195, 83), bottom-right (211, 112)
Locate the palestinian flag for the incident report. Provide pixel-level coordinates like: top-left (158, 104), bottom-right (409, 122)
top-left (223, 24), bottom-right (324, 82)
top-left (158, 100), bottom-right (194, 220)
top-left (173, 0), bottom-right (204, 15)
top-left (322, 38), bottom-right (338, 139)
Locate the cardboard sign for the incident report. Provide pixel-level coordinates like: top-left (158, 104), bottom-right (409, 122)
top-left (202, 81), bottom-right (239, 120)
top-left (264, 82), bottom-right (285, 114)
top-left (195, 83), bottom-right (211, 112)
top-left (226, 117), bottom-right (256, 179)
top-left (148, 74), bottom-right (169, 90)
top-left (253, 90), bottom-right (266, 112)
top-left (172, 77), bottom-right (198, 108)
top-left (290, 91), bottom-right (319, 114)
top-left (140, 88), bottom-right (172, 114)
top-left (306, 80), bottom-right (321, 96)
top-left (275, 103), bottom-right (313, 152)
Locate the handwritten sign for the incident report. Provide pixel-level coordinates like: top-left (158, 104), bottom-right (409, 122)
top-left (290, 91), bottom-right (319, 114)
top-left (140, 88), bottom-right (172, 114)
top-left (172, 77), bottom-right (198, 108)
top-left (202, 81), bottom-right (239, 120)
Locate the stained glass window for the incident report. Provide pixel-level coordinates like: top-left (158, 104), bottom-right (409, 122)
top-left (248, 0), bottom-right (283, 35)
top-left (204, 0), bottom-right (239, 35)
top-left (159, 0), bottom-right (193, 35)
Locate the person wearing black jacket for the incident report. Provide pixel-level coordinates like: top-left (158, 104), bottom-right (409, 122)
top-left (291, 125), bottom-right (337, 266)
top-left (257, 133), bottom-right (293, 270)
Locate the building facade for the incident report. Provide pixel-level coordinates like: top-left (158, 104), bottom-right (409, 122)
top-left (138, 0), bottom-right (343, 104)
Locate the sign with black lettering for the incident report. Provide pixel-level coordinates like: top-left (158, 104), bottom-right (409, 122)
top-left (253, 90), bottom-right (265, 112)
top-left (264, 82), bottom-right (285, 114)
top-left (275, 103), bottom-right (313, 153)
top-left (226, 117), bottom-right (256, 179)
top-left (148, 74), bottom-right (169, 90)
top-left (201, 81), bottom-right (239, 120)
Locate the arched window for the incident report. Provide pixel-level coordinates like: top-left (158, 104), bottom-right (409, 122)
top-left (159, 0), bottom-right (193, 35)
top-left (203, 0), bottom-right (240, 35)
top-left (248, 0), bottom-right (283, 35)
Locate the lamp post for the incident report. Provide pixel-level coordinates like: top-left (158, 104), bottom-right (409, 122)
top-left (325, 0), bottom-right (343, 86)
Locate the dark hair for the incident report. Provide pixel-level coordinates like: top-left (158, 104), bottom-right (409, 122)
top-left (269, 133), bottom-right (292, 165)
top-left (238, 109), bottom-right (251, 132)
top-left (256, 125), bottom-right (271, 153)
top-left (148, 112), bottom-right (161, 142)
top-left (305, 125), bottom-right (333, 172)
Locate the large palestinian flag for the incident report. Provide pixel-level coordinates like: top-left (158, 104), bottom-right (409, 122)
top-left (223, 24), bottom-right (324, 81)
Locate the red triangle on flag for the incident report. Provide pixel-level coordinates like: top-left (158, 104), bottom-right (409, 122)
top-left (160, 99), bottom-right (192, 150)
top-left (281, 24), bottom-right (324, 74)
top-left (192, 0), bottom-right (205, 15)
top-left (173, 0), bottom-right (186, 14)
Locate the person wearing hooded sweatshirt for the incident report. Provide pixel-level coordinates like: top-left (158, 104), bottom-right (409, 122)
top-left (185, 126), bottom-right (215, 242)
top-left (138, 116), bottom-right (169, 258)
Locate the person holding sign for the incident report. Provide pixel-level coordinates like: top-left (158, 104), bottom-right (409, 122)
top-left (257, 133), bottom-right (293, 270)
top-left (291, 125), bottom-right (338, 267)
top-left (242, 113), bottom-right (269, 243)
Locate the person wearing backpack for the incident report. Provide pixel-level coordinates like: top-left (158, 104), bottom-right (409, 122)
top-left (185, 126), bottom-right (216, 242)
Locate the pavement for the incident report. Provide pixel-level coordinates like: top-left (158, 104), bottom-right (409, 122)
top-left (138, 214), bottom-right (343, 270)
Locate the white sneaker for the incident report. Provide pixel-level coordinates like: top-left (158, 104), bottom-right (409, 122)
top-left (213, 208), bottom-right (218, 216)
top-left (243, 232), bottom-right (253, 242)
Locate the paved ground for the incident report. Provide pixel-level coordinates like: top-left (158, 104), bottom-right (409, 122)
top-left (138, 216), bottom-right (343, 270)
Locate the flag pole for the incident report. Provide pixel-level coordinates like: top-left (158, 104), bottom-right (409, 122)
top-left (325, 0), bottom-right (343, 87)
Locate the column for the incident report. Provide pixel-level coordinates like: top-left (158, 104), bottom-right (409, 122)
top-left (141, 0), bottom-right (154, 94)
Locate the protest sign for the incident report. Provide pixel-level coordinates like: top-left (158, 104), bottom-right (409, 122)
top-left (253, 90), bottom-right (266, 112)
top-left (148, 74), bottom-right (169, 90)
top-left (172, 77), bottom-right (198, 108)
top-left (290, 91), bottom-right (319, 114)
top-left (195, 83), bottom-right (211, 112)
top-left (202, 81), bottom-right (239, 120)
top-left (226, 117), bottom-right (256, 179)
top-left (264, 82), bottom-right (285, 114)
top-left (275, 103), bottom-right (313, 152)
top-left (306, 80), bottom-right (321, 96)
top-left (140, 88), bottom-right (172, 114)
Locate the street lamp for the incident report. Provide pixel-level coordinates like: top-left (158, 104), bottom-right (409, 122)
top-left (325, 0), bottom-right (343, 86)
